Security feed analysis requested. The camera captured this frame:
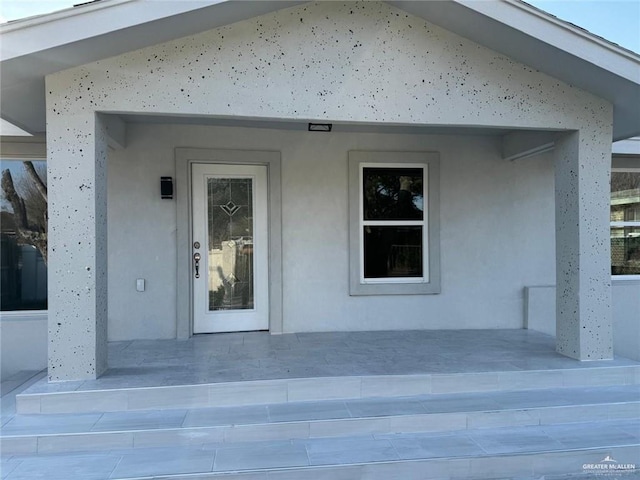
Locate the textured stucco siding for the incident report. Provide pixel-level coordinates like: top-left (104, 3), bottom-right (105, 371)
top-left (554, 131), bottom-right (614, 360)
top-left (46, 2), bottom-right (611, 128)
top-left (526, 283), bottom-right (640, 361)
top-left (44, 1), bottom-right (614, 378)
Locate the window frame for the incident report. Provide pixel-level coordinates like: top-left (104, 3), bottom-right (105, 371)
top-left (348, 151), bottom-right (440, 296)
top-left (611, 165), bottom-right (640, 281)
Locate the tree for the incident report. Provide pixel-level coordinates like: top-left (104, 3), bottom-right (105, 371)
top-left (1, 161), bottom-right (48, 264)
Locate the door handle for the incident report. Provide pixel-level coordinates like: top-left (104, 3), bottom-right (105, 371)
top-left (193, 252), bottom-right (201, 279)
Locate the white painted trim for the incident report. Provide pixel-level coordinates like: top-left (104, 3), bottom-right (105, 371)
top-left (0, 311), bottom-right (47, 321)
top-left (0, 0), bottom-right (225, 60)
top-left (502, 131), bottom-right (556, 162)
top-left (0, 140), bottom-right (46, 159)
top-left (0, 119), bottom-right (32, 136)
top-left (612, 166), bottom-right (640, 173)
top-left (613, 138), bottom-right (640, 156)
top-left (358, 162), bottom-right (428, 285)
top-left (610, 222), bottom-right (640, 228)
top-left (0, 0), bottom-right (133, 32)
top-left (612, 276), bottom-right (640, 282)
top-left (460, 0), bottom-right (640, 79)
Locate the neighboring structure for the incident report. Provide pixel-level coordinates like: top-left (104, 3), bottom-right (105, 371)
top-left (0, 0), bottom-right (639, 382)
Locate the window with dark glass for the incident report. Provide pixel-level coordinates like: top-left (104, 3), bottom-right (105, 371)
top-left (361, 166), bottom-right (427, 282)
top-left (0, 160), bottom-right (48, 311)
top-left (348, 151), bottom-right (440, 296)
top-left (611, 170), bottom-right (640, 276)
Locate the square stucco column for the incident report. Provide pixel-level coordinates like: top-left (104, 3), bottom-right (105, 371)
top-left (554, 130), bottom-right (613, 361)
top-left (47, 114), bottom-right (109, 381)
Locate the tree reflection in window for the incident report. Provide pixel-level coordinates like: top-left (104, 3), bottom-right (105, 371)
top-left (362, 166), bottom-right (425, 280)
top-left (363, 167), bottom-right (423, 221)
top-left (1, 160), bottom-right (48, 310)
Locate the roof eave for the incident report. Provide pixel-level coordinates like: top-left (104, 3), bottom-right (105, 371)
top-left (389, 0), bottom-right (640, 140)
top-left (1, 0), bottom-right (639, 139)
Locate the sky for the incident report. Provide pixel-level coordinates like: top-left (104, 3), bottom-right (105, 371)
top-left (0, 0), bottom-right (638, 53)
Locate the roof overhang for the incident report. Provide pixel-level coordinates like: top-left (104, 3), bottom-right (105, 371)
top-left (0, 0), bottom-right (306, 134)
top-left (613, 137), bottom-right (640, 156)
top-left (389, 0), bottom-right (640, 141)
top-left (1, 0), bottom-right (639, 140)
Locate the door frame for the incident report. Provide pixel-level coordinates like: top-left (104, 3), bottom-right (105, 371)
top-left (175, 148), bottom-right (283, 338)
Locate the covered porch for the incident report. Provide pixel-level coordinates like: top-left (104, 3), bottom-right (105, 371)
top-left (18, 329), bottom-right (639, 401)
top-left (3, 0), bottom-right (638, 384)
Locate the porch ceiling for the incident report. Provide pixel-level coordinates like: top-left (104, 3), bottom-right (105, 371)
top-left (1, 0), bottom-right (639, 139)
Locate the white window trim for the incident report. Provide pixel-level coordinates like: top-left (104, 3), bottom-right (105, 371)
top-left (0, 310), bottom-right (48, 321)
top-left (348, 151), bottom-right (440, 296)
top-left (359, 162), bottom-right (428, 285)
top-left (611, 166), bottom-right (640, 281)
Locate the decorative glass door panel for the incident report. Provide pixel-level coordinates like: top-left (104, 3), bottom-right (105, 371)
top-left (192, 164), bottom-right (268, 333)
top-left (207, 177), bottom-right (254, 311)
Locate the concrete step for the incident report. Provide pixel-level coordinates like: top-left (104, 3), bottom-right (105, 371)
top-left (2, 385), bottom-right (639, 455)
top-left (15, 365), bottom-right (640, 414)
top-left (1, 420), bottom-right (638, 479)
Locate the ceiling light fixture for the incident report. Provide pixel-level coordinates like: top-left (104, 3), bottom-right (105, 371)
top-left (308, 122), bottom-right (332, 132)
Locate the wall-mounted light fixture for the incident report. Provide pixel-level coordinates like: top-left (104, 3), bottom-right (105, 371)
top-left (161, 177), bottom-right (174, 199)
top-left (308, 122), bottom-right (332, 132)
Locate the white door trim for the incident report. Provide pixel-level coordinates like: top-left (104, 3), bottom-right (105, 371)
top-left (175, 148), bottom-right (283, 338)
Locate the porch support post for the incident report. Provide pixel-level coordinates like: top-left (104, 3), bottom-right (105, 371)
top-left (554, 130), bottom-right (613, 360)
top-left (47, 113), bottom-right (109, 381)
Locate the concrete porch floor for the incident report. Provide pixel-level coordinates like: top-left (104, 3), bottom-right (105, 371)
top-left (21, 329), bottom-right (640, 394)
top-left (3, 329), bottom-right (639, 479)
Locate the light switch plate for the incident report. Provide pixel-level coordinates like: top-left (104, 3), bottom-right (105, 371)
top-left (136, 278), bottom-right (145, 292)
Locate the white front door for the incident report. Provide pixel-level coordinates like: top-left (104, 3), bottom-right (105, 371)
top-left (191, 163), bottom-right (269, 333)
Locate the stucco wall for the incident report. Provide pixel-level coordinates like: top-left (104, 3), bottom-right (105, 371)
top-left (0, 313), bottom-right (48, 378)
top-left (612, 282), bottom-right (640, 360)
top-left (47, 1), bottom-right (610, 130)
top-left (526, 283), bottom-right (640, 361)
top-left (107, 123), bottom-right (556, 339)
top-left (45, 1), bottom-right (614, 376)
